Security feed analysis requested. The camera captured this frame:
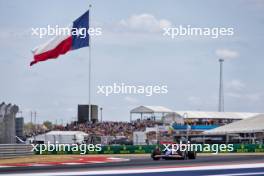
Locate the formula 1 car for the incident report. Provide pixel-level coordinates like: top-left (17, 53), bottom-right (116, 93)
top-left (151, 144), bottom-right (196, 160)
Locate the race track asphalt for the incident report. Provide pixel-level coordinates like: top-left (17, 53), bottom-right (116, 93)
top-left (1, 154), bottom-right (264, 175)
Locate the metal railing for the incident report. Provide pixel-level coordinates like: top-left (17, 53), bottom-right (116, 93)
top-left (0, 144), bottom-right (33, 158)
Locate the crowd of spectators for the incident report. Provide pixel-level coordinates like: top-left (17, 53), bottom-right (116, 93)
top-left (55, 120), bottom-right (160, 139)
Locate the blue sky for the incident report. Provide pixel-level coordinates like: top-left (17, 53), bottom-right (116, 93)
top-left (0, 0), bottom-right (264, 124)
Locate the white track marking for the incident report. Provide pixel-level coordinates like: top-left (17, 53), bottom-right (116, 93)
top-left (88, 161), bottom-right (106, 164)
top-left (0, 157), bottom-right (129, 168)
top-left (0, 166), bottom-right (14, 168)
top-left (31, 164), bottom-right (52, 167)
top-left (206, 172), bottom-right (264, 176)
top-left (63, 163), bottom-right (86, 165)
top-left (2, 163), bottom-right (264, 176)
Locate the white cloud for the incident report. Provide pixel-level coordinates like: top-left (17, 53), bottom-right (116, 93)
top-left (226, 92), bottom-right (242, 98)
top-left (227, 79), bottom-right (245, 91)
top-left (124, 96), bottom-right (139, 104)
top-left (246, 93), bottom-right (262, 102)
top-left (187, 96), bottom-right (201, 105)
top-left (226, 91), bottom-right (262, 102)
top-left (215, 49), bottom-right (239, 60)
top-left (66, 108), bottom-right (75, 112)
top-left (119, 13), bottom-right (171, 33)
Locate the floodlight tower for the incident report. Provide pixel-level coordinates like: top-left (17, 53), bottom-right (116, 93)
top-left (218, 58), bottom-right (224, 112)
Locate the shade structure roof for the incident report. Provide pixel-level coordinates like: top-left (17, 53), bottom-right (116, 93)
top-left (175, 111), bottom-right (260, 120)
top-left (130, 106), bottom-right (173, 114)
top-left (203, 114), bottom-right (264, 134)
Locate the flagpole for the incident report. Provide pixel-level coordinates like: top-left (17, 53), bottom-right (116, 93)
top-left (88, 4), bottom-right (92, 123)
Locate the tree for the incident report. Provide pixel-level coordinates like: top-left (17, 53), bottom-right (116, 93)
top-left (24, 122), bottom-right (34, 135)
top-left (43, 121), bottom-right (53, 130)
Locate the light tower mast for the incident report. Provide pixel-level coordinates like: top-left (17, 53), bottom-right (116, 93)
top-left (218, 58), bottom-right (224, 112)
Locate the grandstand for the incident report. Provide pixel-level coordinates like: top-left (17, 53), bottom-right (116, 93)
top-left (204, 114), bottom-right (264, 144)
top-left (175, 111), bottom-right (260, 124)
top-left (173, 111), bottom-right (260, 134)
top-left (130, 106), bottom-right (259, 129)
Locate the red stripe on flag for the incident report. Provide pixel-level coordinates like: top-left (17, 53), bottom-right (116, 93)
top-left (30, 36), bottom-right (72, 66)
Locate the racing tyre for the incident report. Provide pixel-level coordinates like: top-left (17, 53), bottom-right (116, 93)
top-left (188, 151), bottom-right (196, 159)
top-left (151, 149), bottom-right (161, 160)
top-left (180, 151), bottom-right (188, 160)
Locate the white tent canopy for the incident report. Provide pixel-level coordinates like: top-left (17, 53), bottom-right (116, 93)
top-left (175, 111), bottom-right (259, 120)
top-left (130, 106), bottom-right (173, 121)
top-left (204, 114), bottom-right (264, 134)
top-left (130, 106), bottom-right (173, 113)
top-left (27, 131), bottom-right (88, 144)
top-left (129, 106), bottom-right (260, 122)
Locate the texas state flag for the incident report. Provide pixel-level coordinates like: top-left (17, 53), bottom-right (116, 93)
top-left (30, 11), bottom-right (89, 66)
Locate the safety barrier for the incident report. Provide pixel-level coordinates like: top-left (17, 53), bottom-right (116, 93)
top-left (35, 145), bottom-right (156, 155)
top-left (34, 144), bottom-right (264, 155)
top-left (233, 144), bottom-right (264, 153)
top-left (0, 144), bottom-right (33, 158)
